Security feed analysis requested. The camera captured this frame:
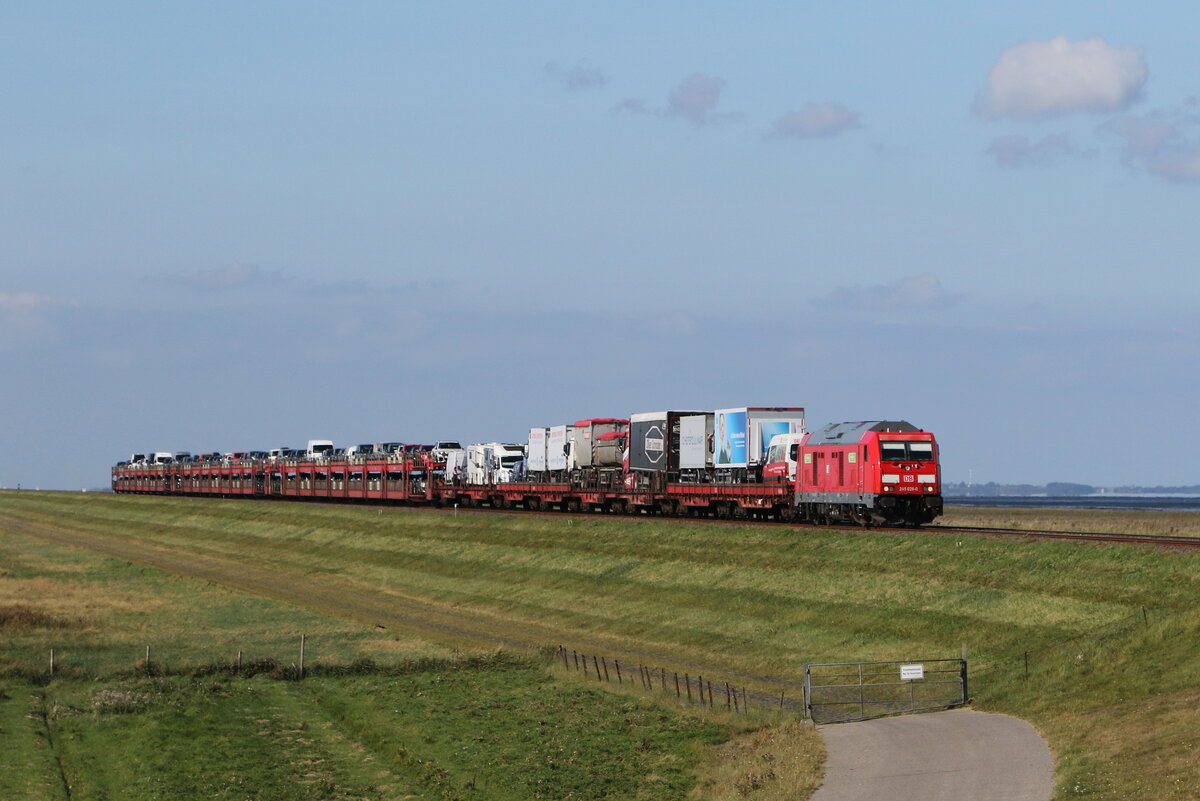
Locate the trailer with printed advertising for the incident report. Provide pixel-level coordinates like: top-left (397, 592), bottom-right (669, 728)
top-left (713, 407), bottom-right (806, 481)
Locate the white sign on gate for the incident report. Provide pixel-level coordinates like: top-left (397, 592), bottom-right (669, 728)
top-left (900, 664), bottom-right (925, 681)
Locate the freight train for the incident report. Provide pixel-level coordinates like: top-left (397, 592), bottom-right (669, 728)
top-left (111, 408), bottom-right (942, 526)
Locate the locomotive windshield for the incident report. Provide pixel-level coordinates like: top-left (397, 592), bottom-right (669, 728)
top-left (880, 441), bottom-right (935, 461)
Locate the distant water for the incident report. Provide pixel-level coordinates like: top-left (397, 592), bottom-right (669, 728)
top-left (946, 495), bottom-right (1200, 512)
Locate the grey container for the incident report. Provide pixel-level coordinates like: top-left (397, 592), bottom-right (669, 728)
top-left (628, 411), bottom-right (708, 472)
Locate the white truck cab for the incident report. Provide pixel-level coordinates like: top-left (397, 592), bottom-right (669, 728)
top-left (762, 433), bottom-right (805, 483)
top-left (305, 440), bottom-right (334, 460)
top-left (432, 441), bottom-right (464, 461)
top-left (466, 442), bottom-right (525, 484)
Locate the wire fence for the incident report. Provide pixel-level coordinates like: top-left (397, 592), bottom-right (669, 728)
top-left (7, 604), bottom-right (1166, 721)
top-left (6, 640), bottom-right (536, 686)
top-left (555, 646), bottom-right (801, 716)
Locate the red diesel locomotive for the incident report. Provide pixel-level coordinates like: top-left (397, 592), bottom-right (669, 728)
top-left (797, 421), bottom-right (942, 526)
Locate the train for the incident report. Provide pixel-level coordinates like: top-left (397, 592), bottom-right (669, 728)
top-left (111, 408), bottom-right (943, 527)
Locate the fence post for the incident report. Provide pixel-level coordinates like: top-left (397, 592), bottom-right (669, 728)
top-left (299, 635), bottom-right (305, 679)
top-left (146, 645), bottom-right (152, 675)
top-left (1142, 606), bottom-right (1148, 627)
top-left (708, 680), bottom-right (714, 708)
top-left (858, 663), bottom-right (864, 720)
top-left (237, 650), bottom-right (242, 673)
top-left (697, 676), bottom-right (703, 705)
top-left (725, 682), bottom-right (731, 709)
top-left (803, 665), bottom-right (812, 719)
top-left (961, 644), bottom-right (969, 702)
top-left (615, 659), bottom-right (623, 684)
top-left (675, 672), bottom-right (680, 697)
top-left (593, 655), bottom-right (601, 681)
top-left (49, 648), bottom-right (55, 677)
top-left (685, 673), bottom-right (692, 702)
top-left (573, 651), bottom-right (579, 671)
top-left (601, 657), bottom-right (609, 682)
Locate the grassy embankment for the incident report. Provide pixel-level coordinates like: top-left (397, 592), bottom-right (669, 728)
top-left (941, 504), bottom-right (1200, 537)
top-left (0, 511), bottom-right (817, 801)
top-left (4, 491), bottom-right (1200, 799)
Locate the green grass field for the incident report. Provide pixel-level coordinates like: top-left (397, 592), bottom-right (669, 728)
top-left (0, 505), bottom-right (807, 801)
top-left (3, 490), bottom-right (1200, 799)
top-left (16, 665), bottom-right (732, 801)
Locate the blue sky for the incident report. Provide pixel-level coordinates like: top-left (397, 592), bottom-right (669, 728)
top-left (3, 2), bottom-right (1198, 489)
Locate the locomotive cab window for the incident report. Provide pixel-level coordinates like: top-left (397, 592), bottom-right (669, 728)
top-left (909, 442), bottom-right (934, 461)
top-left (880, 441), bottom-right (936, 461)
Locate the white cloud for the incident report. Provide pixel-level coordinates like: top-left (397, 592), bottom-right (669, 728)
top-left (171, 263), bottom-right (285, 291)
top-left (612, 97), bottom-right (650, 115)
top-left (0, 292), bottom-right (60, 313)
top-left (1148, 149), bottom-right (1200, 182)
top-left (543, 61), bottom-right (607, 92)
top-left (770, 103), bottom-right (860, 139)
top-left (1100, 103), bottom-right (1200, 183)
top-left (1100, 113), bottom-right (1177, 159)
top-left (618, 73), bottom-right (741, 127)
top-left (668, 73), bottom-right (727, 125)
top-left (0, 292), bottom-right (75, 351)
top-left (986, 133), bottom-right (1078, 167)
top-left (654, 310), bottom-right (699, 337)
top-left (980, 36), bottom-right (1147, 119)
top-left (816, 274), bottom-right (961, 312)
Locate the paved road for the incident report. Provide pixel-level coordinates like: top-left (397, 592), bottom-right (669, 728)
top-left (811, 709), bottom-right (1053, 801)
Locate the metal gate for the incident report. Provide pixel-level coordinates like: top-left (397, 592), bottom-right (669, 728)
top-left (803, 659), bottom-right (967, 723)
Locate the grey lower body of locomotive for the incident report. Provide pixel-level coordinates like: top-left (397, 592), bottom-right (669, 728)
top-left (796, 492), bottom-right (943, 526)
